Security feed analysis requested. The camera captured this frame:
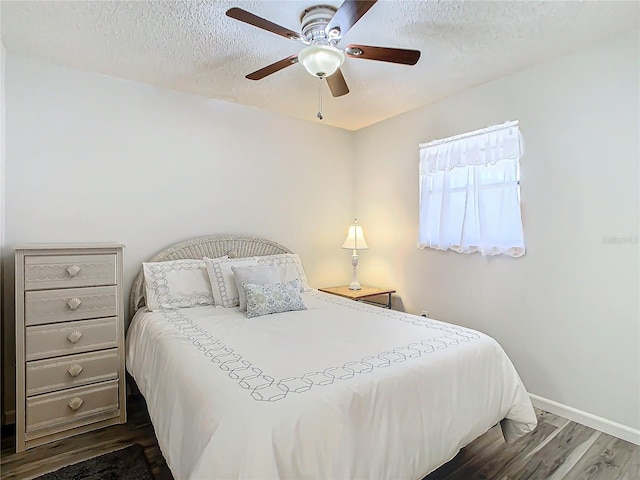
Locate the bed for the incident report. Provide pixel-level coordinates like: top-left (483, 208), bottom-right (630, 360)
top-left (125, 234), bottom-right (537, 479)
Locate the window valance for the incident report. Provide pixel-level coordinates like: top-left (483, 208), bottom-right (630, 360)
top-left (419, 121), bottom-right (521, 173)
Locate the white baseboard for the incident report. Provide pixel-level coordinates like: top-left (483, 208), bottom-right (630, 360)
top-left (530, 393), bottom-right (640, 446)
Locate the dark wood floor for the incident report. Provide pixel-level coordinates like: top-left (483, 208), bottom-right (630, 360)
top-left (1, 395), bottom-right (638, 479)
top-left (1, 395), bottom-right (172, 480)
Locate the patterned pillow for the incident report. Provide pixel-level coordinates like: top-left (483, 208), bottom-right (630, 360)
top-left (256, 254), bottom-right (310, 291)
top-left (205, 253), bottom-right (310, 308)
top-left (143, 259), bottom-right (215, 311)
top-left (204, 256), bottom-right (259, 308)
top-left (244, 279), bottom-right (307, 318)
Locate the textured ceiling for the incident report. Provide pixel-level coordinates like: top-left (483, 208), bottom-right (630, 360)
top-left (2, 0), bottom-right (638, 130)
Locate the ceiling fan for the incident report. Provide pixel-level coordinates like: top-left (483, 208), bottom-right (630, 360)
top-left (226, 0), bottom-right (421, 98)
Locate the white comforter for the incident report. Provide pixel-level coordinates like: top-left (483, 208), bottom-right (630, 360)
top-left (126, 290), bottom-right (536, 480)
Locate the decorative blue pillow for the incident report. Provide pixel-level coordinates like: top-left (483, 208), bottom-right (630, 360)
top-left (243, 279), bottom-right (307, 318)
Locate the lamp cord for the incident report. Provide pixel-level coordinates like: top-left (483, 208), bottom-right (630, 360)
top-left (317, 77), bottom-right (323, 120)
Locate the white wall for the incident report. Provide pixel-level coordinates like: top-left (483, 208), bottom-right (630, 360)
top-left (2, 55), bottom-right (354, 421)
top-left (353, 30), bottom-right (639, 431)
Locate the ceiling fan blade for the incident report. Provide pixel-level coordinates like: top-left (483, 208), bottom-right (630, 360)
top-left (226, 8), bottom-right (303, 41)
top-left (326, 69), bottom-right (349, 97)
top-left (246, 55), bottom-right (299, 80)
top-left (345, 44), bottom-right (421, 65)
top-left (325, 0), bottom-right (377, 39)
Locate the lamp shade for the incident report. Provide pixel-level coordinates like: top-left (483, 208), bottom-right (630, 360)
top-left (298, 44), bottom-right (345, 78)
top-left (342, 222), bottom-right (369, 250)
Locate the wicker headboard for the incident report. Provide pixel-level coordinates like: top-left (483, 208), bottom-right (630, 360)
top-left (129, 234), bottom-right (292, 315)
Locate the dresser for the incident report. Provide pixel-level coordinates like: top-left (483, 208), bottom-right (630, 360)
top-left (15, 244), bottom-right (126, 452)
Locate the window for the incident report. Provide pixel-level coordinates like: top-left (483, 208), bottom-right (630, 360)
top-left (418, 121), bottom-right (525, 257)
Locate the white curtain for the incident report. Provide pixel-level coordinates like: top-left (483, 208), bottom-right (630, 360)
top-left (418, 121), bottom-right (525, 257)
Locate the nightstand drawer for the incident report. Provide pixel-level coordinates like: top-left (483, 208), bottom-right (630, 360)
top-left (24, 254), bottom-right (117, 290)
top-left (26, 317), bottom-right (118, 361)
top-left (26, 380), bottom-right (119, 437)
top-left (25, 285), bottom-right (118, 326)
top-left (26, 349), bottom-right (119, 396)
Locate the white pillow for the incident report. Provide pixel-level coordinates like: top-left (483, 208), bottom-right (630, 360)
top-left (244, 279), bottom-right (307, 319)
top-left (232, 265), bottom-right (285, 312)
top-left (204, 256), bottom-right (259, 308)
top-left (143, 259), bottom-right (215, 311)
top-left (255, 253), bottom-right (310, 291)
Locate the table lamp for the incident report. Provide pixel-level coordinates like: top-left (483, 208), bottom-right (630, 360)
top-left (342, 219), bottom-right (369, 290)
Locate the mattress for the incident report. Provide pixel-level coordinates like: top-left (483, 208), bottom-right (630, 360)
top-left (126, 289), bottom-right (537, 479)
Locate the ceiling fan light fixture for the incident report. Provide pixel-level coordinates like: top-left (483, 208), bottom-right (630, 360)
top-left (298, 44), bottom-right (345, 78)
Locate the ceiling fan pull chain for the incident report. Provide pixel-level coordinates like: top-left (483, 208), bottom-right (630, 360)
top-left (317, 77), bottom-right (324, 120)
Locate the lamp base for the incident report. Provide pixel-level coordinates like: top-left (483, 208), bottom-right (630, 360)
top-left (349, 252), bottom-right (361, 290)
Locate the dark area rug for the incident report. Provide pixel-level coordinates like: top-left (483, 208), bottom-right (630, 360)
top-left (34, 443), bottom-right (154, 480)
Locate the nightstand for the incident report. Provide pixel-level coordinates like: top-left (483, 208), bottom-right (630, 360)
top-left (318, 285), bottom-right (396, 309)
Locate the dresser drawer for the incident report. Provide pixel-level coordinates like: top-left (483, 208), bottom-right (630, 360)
top-left (26, 317), bottom-right (118, 361)
top-left (26, 380), bottom-right (119, 437)
top-left (26, 349), bottom-right (119, 396)
top-left (24, 254), bottom-right (117, 290)
top-left (25, 285), bottom-right (117, 326)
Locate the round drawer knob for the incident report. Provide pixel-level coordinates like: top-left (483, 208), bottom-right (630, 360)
top-left (67, 330), bottom-right (83, 344)
top-left (67, 364), bottom-right (83, 377)
top-left (68, 397), bottom-right (84, 411)
top-left (67, 297), bottom-right (82, 311)
top-left (66, 265), bottom-right (81, 277)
